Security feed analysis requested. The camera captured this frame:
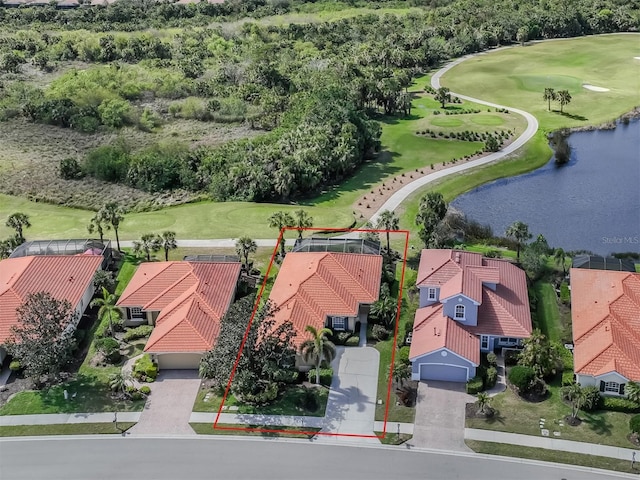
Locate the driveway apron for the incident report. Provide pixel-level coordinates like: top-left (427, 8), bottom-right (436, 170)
top-left (412, 381), bottom-right (473, 451)
top-left (129, 370), bottom-right (201, 435)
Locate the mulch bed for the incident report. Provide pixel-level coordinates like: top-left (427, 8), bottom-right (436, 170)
top-left (0, 373), bottom-right (34, 408)
top-left (465, 402), bottom-right (495, 419)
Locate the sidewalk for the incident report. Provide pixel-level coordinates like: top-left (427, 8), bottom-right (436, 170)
top-left (0, 412), bottom-right (141, 426)
top-left (465, 428), bottom-right (639, 461)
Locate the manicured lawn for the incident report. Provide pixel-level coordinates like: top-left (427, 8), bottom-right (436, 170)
top-left (0, 423), bottom-right (135, 437)
top-left (466, 440), bottom-right (639, 474)
top-left (533, 281), bottom-right (562, 342)
top-left (193, 386), bottom-right (329, 417)
top-left (461, 243), bottom-right (517, 260)
top-left (114, 253), bottom-right (141, 296)
top-left (466, 377), bottom-right (635, 449)
top-left (442, 34), bottom-right (640, 132)
top-left (375, 431), bottom-right (413, 445)
top-left (190, 423), bottom-right (320, 438)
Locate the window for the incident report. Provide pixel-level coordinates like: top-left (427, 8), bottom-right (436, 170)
top-left (604, 382), bottom-right (620, 393)
top-left (481, 335), bottom-right (489, 350)
top-left (332, 316), bottom-right (347, 331)
top-left (130, 307), bottom-right (144, 319)
top-left (454, 304), bottom-right (465, 320)
top-left (427, 288), bottom-right (437, 301)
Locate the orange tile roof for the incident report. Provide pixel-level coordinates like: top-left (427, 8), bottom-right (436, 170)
top-left (410, 250), bottom-right (531, 362)
top-left (410, 305), bottom-right (480, 364)
top-left (117, 262), bottom-right (241, 353)
top-left (0, 255), bottom-right (103, 344)
top-left (571, 269), bottom-right (640, 381)
top-left (268, 252), bottom-right (383, 348)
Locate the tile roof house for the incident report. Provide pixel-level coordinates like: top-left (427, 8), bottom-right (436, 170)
top-left (570, 268), bottom-right (640, 396)
top-left (117, 261), bottom-right (242, 370)
top-left (409, 249), bottom-right (532, 382)
top-left (268, 252), bottom-right (383, 366)
top-left (0, 255), bottom-right (103, 364)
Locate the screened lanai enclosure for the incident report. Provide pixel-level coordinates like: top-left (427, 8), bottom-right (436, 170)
top-left (9, 239), bottom-right (113, 269)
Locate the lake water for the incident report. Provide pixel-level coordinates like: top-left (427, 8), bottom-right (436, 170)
top-left (451, 118), bottom-right (640, 255)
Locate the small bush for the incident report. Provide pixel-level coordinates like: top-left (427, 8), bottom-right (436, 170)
top-left (504, 349), bottom-right (520, 366)
top-left (139, 386), bottom-right (151, 395)
top-left (133, 354), bottom-right (158, 381)
top-left (59, 158), bottom-right (84, 180)
top-left (372, 324), bottom-right (390, 341)
top-left (560, 282), bottom-right (570, 304)
top-left (345, 336), bottom-right (360, 347)
top-left (630, 414), bottom-right (640, 434)
top-left (242, 381), bottom-right (279, 406)
top-left (123, 325), bottom-right (153, 342)
top-left (582, 386), bottom-right (601, 412)
top-left (9, 360), bottom-right (21, 371)
top-left (555, 342), bottom-right (574, 371)
top-left (508, 365), bottom-right (535, 393)
top-left (95, 336), bottom-right (121, 363)
top-left (307, 367), bottom-right (333, 387)
top-left (600, 397), bottom-right (640, 413)
top-left (332, 331), bottom-right (353, 346)
top-left (131, 390), bottom-right (143, 401)
top-left (562, 370), bottom-right (575, 386)
top-left (271, 369), bottom-right (299, 384)
top-left (299, 388), bottom-right (319, 411)
top-left (485, 366), bottom-right (498, 389)
top-left (397, 346), bottom-right (410, 366)
top-left (466, 376), bottom-right (484, 394)
top-left (486, 352), bottom-right (498, 367)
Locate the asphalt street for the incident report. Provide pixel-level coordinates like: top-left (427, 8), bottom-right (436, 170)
top-left (0, 436), bottom-right (633, 480)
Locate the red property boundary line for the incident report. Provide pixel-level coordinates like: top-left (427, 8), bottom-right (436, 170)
top-left (212, 226), bottom-right (410, 439)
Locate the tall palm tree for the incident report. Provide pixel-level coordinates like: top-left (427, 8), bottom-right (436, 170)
top-left (133, 233), bottom-right (161, 262)
top-left (626, 381), bottom-right (640, 404)
top-left (158, 231), bottom-right (177, 261)
top-left (87, 213), bottom-right (110, 243)
top-left (90, 286), bottom-right (122, 337)
top-left (5, 212), bottom-right (31, 244)
top-left (557, 90), bottom-right (572, 113)
top-left (268, 211), bottom-right (294, 257)
top-left (235, 236), bottom-right (257, 270)
top-left (376, 210), bottom-right (399, 253)
top-left (476, 392), bottom-right (490, 413)
top-left (505, 221), bottom-right (532, 262)
top-left (300, 325), bottom-right (336, 385)
top-left (543, 87), bottom-right (556, 111)
top-left (554, 248), bottom-right (568, 276)
top-left (293, 209), bottom-right (313, 239)
top-left (99, 202), bottom-right (125, 252)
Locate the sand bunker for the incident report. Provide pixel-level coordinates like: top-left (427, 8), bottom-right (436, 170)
top-left (583, 84), bottom-right (610, 92)
top-left (635, 56), bottom-right (640, 60)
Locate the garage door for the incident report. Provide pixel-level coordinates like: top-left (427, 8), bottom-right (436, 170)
top-left (419, 364), bottom-right (468, 382)
top-left (157, 353), bottom-right (202, 370)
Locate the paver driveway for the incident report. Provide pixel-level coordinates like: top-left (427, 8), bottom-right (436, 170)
top-left (411, 380), bottom-right (473, 451)
top-left (129, 370), bottom-right (201, 435)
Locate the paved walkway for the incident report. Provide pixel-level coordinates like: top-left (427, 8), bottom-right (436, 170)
top-left (0, 412), bottom-right (141, 426)
top-left (412, 381), bottom-right (474, 452)
top-left (486, 356), bottom-right (507, 397)
top-left (128, 370), bottom-right (201, 436)
top-left (465, 428), bottom-right (640, 461)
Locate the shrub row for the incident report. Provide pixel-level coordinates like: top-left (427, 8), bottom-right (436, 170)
top-left (123, 325), bottom-right (153, 342)
top-left (466, 376), bottom-right (484, 394)
top-left (599, 397), bottom-right (640, 413)
top-left (133, 354), bottom-right (158, 382)
top-left (307, 367), bottom-right (333, 387)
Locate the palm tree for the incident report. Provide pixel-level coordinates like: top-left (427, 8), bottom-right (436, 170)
top-left (626, 381), bottom-right (640, 404)
top-left (393, 361), bottom-right (411, 388)
top-left (562, 382), bottom-right (585, 421)
top-left (87, 213), bottom-right (110, 243)
top-left (476, 392), bottom-right (490, 413)
top-left (543, 87), bottom-right (556, 111)
top-left (158, 231), bottom-right (177, 261)
top-left (133, 233), bottom-right (161, 262)
top-left (268, 211), bottom-right (294, 257)
top-left (5, 212), bottom-right (31, 244)
top-left (557, 90), bottom-right (572, 113)
top-left (376, 210), bottom-right (399, 254)
top-left (554, 248), bottom-right (568, 276)
top-left (235, 236), bottom-right (257, 270)
top-left (293, 209), bottom-right (313, 239)
top-left (300, 326), bottom-right (336, 385)
top-left (434, 86), bottom-right (451, 109)
top-left (99, 202), bottom-right (125, 252)
top-left (370, 293), bottom-right (397, 328)
top-left (90, 286), bottom-right (122, 337)
top-left (505, 221), bottom-right (532, 262)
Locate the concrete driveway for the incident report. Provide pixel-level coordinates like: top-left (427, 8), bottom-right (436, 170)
top-left (411, 381), bottom-right (473, 451)
top-left (129, 370), bottom-right (201, 435)
top-left (319, 347), bottom-right (379, 441)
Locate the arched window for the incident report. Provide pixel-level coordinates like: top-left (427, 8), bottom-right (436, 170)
top-left (454, 304), bottom-right (465, 320)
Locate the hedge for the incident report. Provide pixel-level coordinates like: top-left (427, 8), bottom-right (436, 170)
top-left (123, 325), bottom-right (153, 342)
top-left (561, 371), bottom-right (575, 386)
top-left (600, 397), bottom-right (640, 413)
top-left (630, 414), bottom-right (640, 434)
top-left (307, 367), bottom-right (333, 387)
top-left (466, 376), bottom-right (484, 394)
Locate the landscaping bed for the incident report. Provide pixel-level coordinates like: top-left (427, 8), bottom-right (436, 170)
top-left (190, 423), bottom-right (320, 438)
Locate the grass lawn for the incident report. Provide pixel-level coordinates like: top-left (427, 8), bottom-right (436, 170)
top-left (193, 386), bottom-right (329, 417)
top-left (442, 34), bottom-right (640, 132)
top-left (375, 431), bottom-right (413, 445)
top-left (466, 440), bottom-right (639, 474)
top-left (0, 423), bottom-right (135, 437)
top-left (466, 377), bottom-right (635, 449)
top-left (532, 281), bottom-right (562, 342)
top-left (190, 423), bottom-right (320, 438)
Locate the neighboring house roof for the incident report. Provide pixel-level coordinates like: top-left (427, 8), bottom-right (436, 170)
top-left (268, 252), bottom-right (383, 348)
top-left (117, 262), bottom-right (241, 353)
top-left (570, 268), bottom-right (640, 382)
top-left (411, 249), bottom-right (531, 363)
top-left (0, 255), bottom-right (102, 345)
top-left (410, 304), bottom-right (480, 365)
top-left (572, 255), bottom-right (636, 272)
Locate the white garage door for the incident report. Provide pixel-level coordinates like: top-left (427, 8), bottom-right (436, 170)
top-left (419, 364), bottom-right (468, 382)
top-left (157, 353), bottom-right (202, 370)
